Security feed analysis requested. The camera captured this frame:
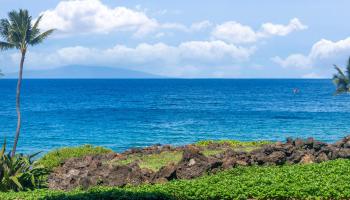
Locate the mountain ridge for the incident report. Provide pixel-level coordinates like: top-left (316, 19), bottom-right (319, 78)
top-left (3, 65), bottom-right (164, 79)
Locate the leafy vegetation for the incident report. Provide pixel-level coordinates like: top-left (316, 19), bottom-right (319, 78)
top-left (112, 151), bottom-right (183, 171)
top-left (196, 139), bottom-right (271, 151)
top-left (333, 56), bottom-right (350, 94)
top-left (0, 9), bottom-right (55, 156)
top-left (2, 158), bottom-right (350, 199)
top-left (111, 140), bottom-right (270, 171)
top-left (196, 139), bottom-right (271, 147)
top-left (37, 145), bottom-right (112, 170)
top-left (33, 140), bottom-right (269, 173)
top-left (201, 149), bottom-right (225, 157)
top-left (0, 141), bottom-right (49, 192)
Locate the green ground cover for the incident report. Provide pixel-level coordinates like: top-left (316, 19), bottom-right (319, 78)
top-left (4, 140), bottom-right (348, 199)
top-left (110, 140), bottom-right (269, 171)
top-left (2, 158), bottom-right (350, 199)
top-left (196, 139), bottom-right (271, 150)
top-left (112, 151), bottom-right (183, 171)
top-left (37, 145), bottom-right (112, 170)
top-left (34, 140), bottom-right (265, 173)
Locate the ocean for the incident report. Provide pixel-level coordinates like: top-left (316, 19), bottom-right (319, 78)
top-left (0, 79), bottom-right (349, 154)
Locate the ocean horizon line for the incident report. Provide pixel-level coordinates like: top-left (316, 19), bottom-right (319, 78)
top-left (0, 78), bottom-right (332, 80)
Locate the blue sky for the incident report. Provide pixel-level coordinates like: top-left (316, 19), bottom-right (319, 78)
top-left (1, 0), bottom-right (350, 78)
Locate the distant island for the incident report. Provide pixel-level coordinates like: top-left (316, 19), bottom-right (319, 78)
top-left (3, 65), bottom-right (164, 79)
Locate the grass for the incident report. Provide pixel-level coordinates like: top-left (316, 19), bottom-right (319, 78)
top-left (37, 145), bottom-right (112, 170)
top-left (196, 139), bottom-right (271, 148)
top-left (3, 158), bottom-right (350, 199)
top-left (36, 140), bottom-right (269, 172)
top-left (109, 140), bottom-right (270, 171)
top-left (196, 139), bottom-right (272, 153)
top-left (112, 151), bottom-right (183, 171)
top-left (201, 149), bottom-right (225, 156)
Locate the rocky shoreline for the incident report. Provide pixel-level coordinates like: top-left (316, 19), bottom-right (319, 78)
top-left (48, 136), bottom-right (350, 190)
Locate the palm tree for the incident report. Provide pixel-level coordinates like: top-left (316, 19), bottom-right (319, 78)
top-left (0, 10), bottom-right (54, 156)
top-left (333, 57), bottom-right (350, 95)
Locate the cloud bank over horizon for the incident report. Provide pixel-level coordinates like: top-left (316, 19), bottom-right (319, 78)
top-left (1, 0), bottom-right (349, 78)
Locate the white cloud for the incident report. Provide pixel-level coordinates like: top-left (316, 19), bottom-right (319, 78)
top-left (309, 38), bottom-right (350, 60)
top-left (179, 40), bottom-right (254, 62)
top-left (273, 37), bottom-right (350, 69)
top-left (57, 46), bottom-right (97, 62)
top-left (39, 0), bottom-right (159, 36)
top-left (161, 23), bottom-right (188, 32)
top-left (271, 54), bottom-right (312, 69)
top-left (160, 21), bottom-right (212, 33)
top-left (212, 18), bottom-right (307, 44)
top-left (260, 18), bottom-right (307, 37)
top-left (11, 40), bottom-right (254, 77)
top-left (212, 21), bottom-right (258, 44)
top-left (104, 43), bottom-right (179, 64)
top-left (38, 0), bottom-right (211, 37)
top-left (38, 0), bottom-right (307, 42)
top-left (190, 20), bottom-right (213, 31)
top-left (155, 32), bottom-right (165, 38)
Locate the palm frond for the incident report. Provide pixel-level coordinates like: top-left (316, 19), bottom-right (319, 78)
top-left (29, 29), bottom-right (54, 45)
top-left (32, 15), bottom-right (42, 31)
top-left (334, 65), bottom-right (346, 78)
top-left (332, 75), bottom-right (340, 85)
top-left (0, 41), bottom-right (15, 50)
top-left (29, 15), bottom-right (42, 41)
top-left (1, 9), bottom-right (54, 49)
top-left (346, 56), bottom-right (350, 79)
top-left (332, 62), bottom-right (350, 95)
top-left (5, 12), bottom-right (22, 47)
top-left (0, 19), bottom-right (10, 40)
top-left (9, 10), bottom-right (30, 34)
top-left (6, 9), bottom-right (32, 50)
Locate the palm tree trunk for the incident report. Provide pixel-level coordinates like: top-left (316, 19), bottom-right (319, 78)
top-left (11, 51), bottom-right (25, 157)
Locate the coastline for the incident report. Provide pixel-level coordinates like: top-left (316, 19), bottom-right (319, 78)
top-left (3, 136), bottom-right (350, 199)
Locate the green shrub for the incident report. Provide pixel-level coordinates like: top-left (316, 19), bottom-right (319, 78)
top-left (0, 141), bottom-right (49, 192)
top-left (196, 140), bottom-right (272, 152)
top-left (3, 159), bottom-right (350, 199)
top-left (37, 145), bottom-right (112, 170)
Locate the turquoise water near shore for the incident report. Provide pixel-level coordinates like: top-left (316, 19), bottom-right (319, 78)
top-left (0, 79), bottom-right (349, 154)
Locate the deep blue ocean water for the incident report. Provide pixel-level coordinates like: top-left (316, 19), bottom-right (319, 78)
top-left (1, 79), bottom-right (350, 154)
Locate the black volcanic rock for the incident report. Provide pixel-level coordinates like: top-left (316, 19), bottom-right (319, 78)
top-left (48, 135), bottom-right (350, 191)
